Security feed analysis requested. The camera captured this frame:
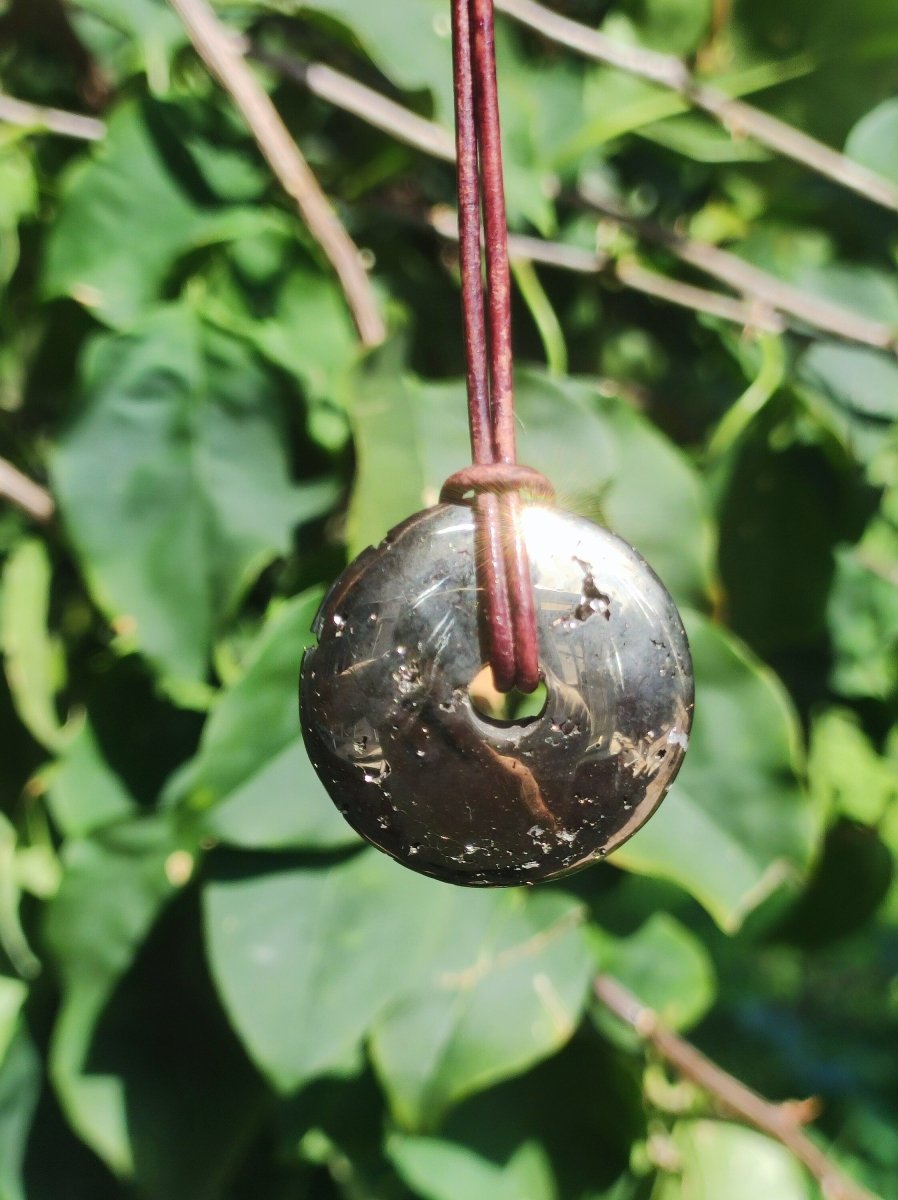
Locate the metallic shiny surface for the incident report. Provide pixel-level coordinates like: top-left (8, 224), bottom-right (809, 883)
top-left (300, 504), bottom-right (694, 887)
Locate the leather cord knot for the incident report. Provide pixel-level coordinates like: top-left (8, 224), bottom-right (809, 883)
top-left (441, 463), bottom-right (554, 695)
top-left (440, 463), bottom-right (555, 505)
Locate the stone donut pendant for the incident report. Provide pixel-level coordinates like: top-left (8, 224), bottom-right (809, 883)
top-left (299, 504), bottom-right (694, 887)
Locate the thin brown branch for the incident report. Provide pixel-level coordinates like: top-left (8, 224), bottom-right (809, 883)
top-left (259, 47), bottom-right (886, 349)
top-left (428, 205), bottom-right (784, 333)
top-left (167, 0), bottom-right (385, 347)
top-left (23, 28), bottom-right (871, 350)
top-left (250, 50), bottom-right (795, 338)
top-left (595, 975), bottom-right (881, 1200)
top-left (247, 45), bottom-right (456, 162)
top-left (0, 94), bottom-right (105, 141)
top-left (614, 259), bottom-right (784, 333)
top-left (497, 0), bottom-right (898, 214)
top-left (582, 188), bottom-right (898, 353)
top-left (0, 459), bottom-right (54, 523)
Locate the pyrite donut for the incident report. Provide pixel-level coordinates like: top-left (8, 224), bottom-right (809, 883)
top-left (300, 504), bottom-right (694, 887)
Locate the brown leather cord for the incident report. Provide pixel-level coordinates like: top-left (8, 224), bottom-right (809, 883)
top-left (448, 0), bottom-right (552, 694)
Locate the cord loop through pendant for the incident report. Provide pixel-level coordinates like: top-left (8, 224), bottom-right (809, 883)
top-left (447, 0), bottom-right (542, 696)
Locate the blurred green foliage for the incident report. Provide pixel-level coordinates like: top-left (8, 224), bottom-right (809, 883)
top-left (0, 0), bottom-right (898, 1196)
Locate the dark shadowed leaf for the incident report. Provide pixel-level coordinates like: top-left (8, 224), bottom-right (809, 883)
top-left (44, 820), bottom-right (179, 1175)
top-left (615, 611), bottom-right (814, 931)
top-left (166, 589), bottom-right (355, 850)
top-left (44, 820), bottom-right (263, 1199)
top-left (46, 719), bottom-right (136, 839)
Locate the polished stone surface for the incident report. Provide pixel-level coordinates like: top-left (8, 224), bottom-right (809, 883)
top-left (300, 504), bottom-right (694, 886)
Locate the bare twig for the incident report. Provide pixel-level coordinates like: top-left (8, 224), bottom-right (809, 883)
top-left (168, 0), bottom-right (385, 347)
top-left (258, 49), bottom-right (873, 344)
top-left (428, 205), bottom-right (784, 332)
top-left (19, 19), bottom-right (876, 350)
top-left (596, 975), bottom-right (881, 1200)
top-left (247, 45), bottom-right (456, 162)
top-left (497, 0), bottom-right (898, 214)
top-left (580, 188), bottom-right (897, 352)
top-left (614, 259), bottom-right (784, 332)
top-left (0, 459), bottom-right (54, 523)
top-left (0, 95), bottom-right (105, 141)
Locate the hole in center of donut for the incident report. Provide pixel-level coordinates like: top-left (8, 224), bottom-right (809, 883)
top-left (468, 665), bottom-right (548, 726)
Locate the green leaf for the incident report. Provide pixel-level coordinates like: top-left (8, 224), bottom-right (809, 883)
top-left (46, 718), bottom-right (136, 839)
top-left (167, 590), bottom-right (355, 850)
top-left (0, 146), bottom-right (37, 230)
top-left (809, 708), bottom-right (898, 826)
top-left (595, 914), bottom-right (715, 1031)
top-left (827, 535), bottom-right (898, 702)
top-left (494, 29), bottom-right (582, 231)
top-left (0, 1027), bottom-right (42, 1200)
top-left (798, 342), bottom-right (898, 466)
top-left (615, 611), bottom-right (814, 932)
top-left (246, 265), bottom-right (358, 404)
top-left (845, 97), bottom-right (898, 183)
top-left (794, 264), bottom-right (898, 326)
top-left (204, 853), bottom-right (591, 1117)
top-left (776, 821), bottom-right (892, 949)
top-left (715, 416), bottom-right (852, 656)
top-left (0, 145), bottom-right (37, 284)
top-left (616, 0), bottom-right (713, 56)
top-left (44, 819), bottom-right (180, 1175)
top-left (0, 979), bottom-right (27, 1069)
top-left (52, 306), bottom-right (309, 687)
top-left (43, 98), bottom-right (263, 328)
top-left (438, 1039), bottom-right (644, 1199)
top-left (653, 1121), bottom-right (813, 1200)
top-left (45, 819), bottom-right (266, 1198)
top-left (555, 54), bottom-right (813, 166)
top-left (72, 0), bottom-right (185, 90)
top-left (348, 359), bottom-right (713, 607)
top-left (640, 113), bottom-right (771, 162)
top-left (203, 849), bottom-right (457, 1093)
top-left (370, 890), bottom-right (592, 1129)
top-left (0, 816), bottom-right (40, 981)
top-left (0, 540), bottom-right (65, 750)
top-left (269, 0), bottom-right (455, 121)
top-left (388, 1134), bottom-right (557, 1200)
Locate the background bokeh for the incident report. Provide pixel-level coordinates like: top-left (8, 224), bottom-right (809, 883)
top-left (1, 0), bottom-right (897, 1197)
